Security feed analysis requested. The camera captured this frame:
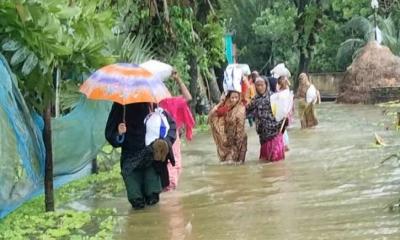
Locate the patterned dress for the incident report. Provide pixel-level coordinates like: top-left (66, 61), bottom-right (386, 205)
top-left (209, 100), bottom-right (247, 163)
top-left (247, 92), bottom-right (285, 162)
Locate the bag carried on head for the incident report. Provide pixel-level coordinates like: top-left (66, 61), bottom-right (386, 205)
top-left (223, 64), bottom-right (250, 94)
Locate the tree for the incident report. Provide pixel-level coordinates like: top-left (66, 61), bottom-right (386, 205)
top-left (220, 0), bottom-right (328, 80)
top-left (219, 0), bottom-right (274, 71)
top-left (253, 2), bottom-right (297, 72)
top-left (145, 1), bottom-right (225, 108)
top-left (291, 0), bottom-right (332, 77)
top-left (337, 15), bottom-right (400, 69)
top-left (102, 0), bottom-right (226, 108)
top-left (0, 0), bottom-right (115, 211)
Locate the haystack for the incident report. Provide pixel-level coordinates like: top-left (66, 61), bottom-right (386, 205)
top-left (337, 41), bottom-right (400, 104)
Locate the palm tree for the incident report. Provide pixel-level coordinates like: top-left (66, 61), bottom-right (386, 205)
top-left (337, 15), bottom-right (400, 69)
top-left (380, 16), bottom-right (400, 55)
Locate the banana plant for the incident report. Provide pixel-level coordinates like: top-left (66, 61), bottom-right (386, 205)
top-left (0, 0), bottom-right (115, 212)
top-left (0, 0), bottom-right (115, 110)
top-left (107, 33), bottom-right (155, 64)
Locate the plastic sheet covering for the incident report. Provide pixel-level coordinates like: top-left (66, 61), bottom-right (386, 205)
top-left (52, 98), bottom-right (111, 175)
top-left (270, 89), bottom-right (294, 121)
top-left (0, 55), bottom-right (45, 218)
top-left (0, 54), bottom-right (112, 218)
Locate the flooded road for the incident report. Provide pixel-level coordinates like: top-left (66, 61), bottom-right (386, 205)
top-left (92, 103), bottom-right (400, 239)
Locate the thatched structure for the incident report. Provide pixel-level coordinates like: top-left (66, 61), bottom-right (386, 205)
top-left (337, 41), bottom-right (400, 104)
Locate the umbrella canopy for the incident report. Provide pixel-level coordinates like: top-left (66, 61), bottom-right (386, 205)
top-left (79, 63), bottom-right (171, 105)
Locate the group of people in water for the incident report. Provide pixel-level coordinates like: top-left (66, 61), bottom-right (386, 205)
top-left (209, 70), bottom-right (320, 165)
top-left (105, 66), bottom-right (321, 210)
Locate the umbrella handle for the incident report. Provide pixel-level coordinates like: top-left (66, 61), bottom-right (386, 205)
top-left (148, 103), bottom-right (154, 113)
top-left (123, 105), bottom-right (126, 123)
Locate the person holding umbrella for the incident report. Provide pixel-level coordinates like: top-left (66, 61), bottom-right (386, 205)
top-left (105, 102), bottom-right (176, 209)
top-left (80, 63), bottom-right (176, 209)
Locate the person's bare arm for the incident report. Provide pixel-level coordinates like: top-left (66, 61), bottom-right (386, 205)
top-left (172, 70), bottom-right (192, 101)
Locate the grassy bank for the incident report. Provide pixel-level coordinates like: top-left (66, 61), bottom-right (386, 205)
top-left (0, 162), bottom-right (123, 239)
top-left (194, 114), bottom-right (209, 133)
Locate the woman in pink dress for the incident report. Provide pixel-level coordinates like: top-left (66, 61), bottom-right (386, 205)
top-left (159, 71), bottom-right (195, 191)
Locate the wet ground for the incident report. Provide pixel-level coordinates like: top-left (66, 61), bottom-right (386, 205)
top-left (82, 103), bottom-right (400, 240)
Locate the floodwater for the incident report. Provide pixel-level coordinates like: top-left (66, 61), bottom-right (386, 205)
top-left (86, 103), bottom-right (400, 239)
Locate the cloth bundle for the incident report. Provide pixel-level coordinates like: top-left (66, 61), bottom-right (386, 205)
top-left (271, 63), bottom-right (291, 79)
top-left (144, 108), bottom-right (170, 146)
top-left (223, 64), bottom-right (244, 94)
top-left (140, 60), bottom-right (173, 81)
top-left (270, 89), bottom-right (294, 122)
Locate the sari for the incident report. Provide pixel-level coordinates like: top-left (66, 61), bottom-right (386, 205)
top-left (296, 73), bottom-right (319, 129)
top-left (247, 91), bottom-right (285, 162)
top-left (297, 99), bottom-right (318, 128)
top-left (208, 100), bottom-right (247, 163)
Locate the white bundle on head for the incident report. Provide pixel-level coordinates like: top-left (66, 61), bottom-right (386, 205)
top-left (144, 108), bottom-right (170, 146)
top-left (271, 63), bottom-right (291, 79)
top-left (237, 64), bottom-right (251, 76)
top-left (223, 64), bottom-right (243, 94)
top-left (140, 60), bottom-right (173, 81)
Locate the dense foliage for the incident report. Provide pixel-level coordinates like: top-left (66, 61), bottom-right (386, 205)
top-left (221, 0), bottom-right (400, 80)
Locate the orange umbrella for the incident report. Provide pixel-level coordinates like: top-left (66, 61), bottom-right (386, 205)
top-left (80, 63), bottom-right (171, 121)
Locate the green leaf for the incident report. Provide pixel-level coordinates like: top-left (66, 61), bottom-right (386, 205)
top-left (21, 52), bottom-right (39, 76)
top-left (48, 44), bottom-right (72, 56)
top-left (43, 16), bottom-right (61, 34)
top-left (45, 228), bottom-right (70, 238)
top-left (10, 47), bottom-right (30, 66)
top-left (56, 6), bottom-right (81, 19)
top-left (39, 61), bottom-right (50, 74)
top-left (15, 3), bottom-right (33, 23)
top-left (2, 39), bottom-right (22, 51)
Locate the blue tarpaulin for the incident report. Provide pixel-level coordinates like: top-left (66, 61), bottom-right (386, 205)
top-left (0, 54), bottom-right (111, 218)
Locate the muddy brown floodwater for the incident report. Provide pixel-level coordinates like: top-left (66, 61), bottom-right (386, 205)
top-left (83, 103), bottom-right (400, 240)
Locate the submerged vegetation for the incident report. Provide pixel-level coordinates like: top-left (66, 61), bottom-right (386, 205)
top-left (0, 162), bottom-right (123, 239)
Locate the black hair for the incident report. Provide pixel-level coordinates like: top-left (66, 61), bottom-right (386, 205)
top-left (254, 76), bottom-right (270, 95)
top-left (277, 76), bottom-right (289, 89)
top-left (226, 90), bottom-right (240, 98)
top-left (266, 76), bottom-right (277, 93)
